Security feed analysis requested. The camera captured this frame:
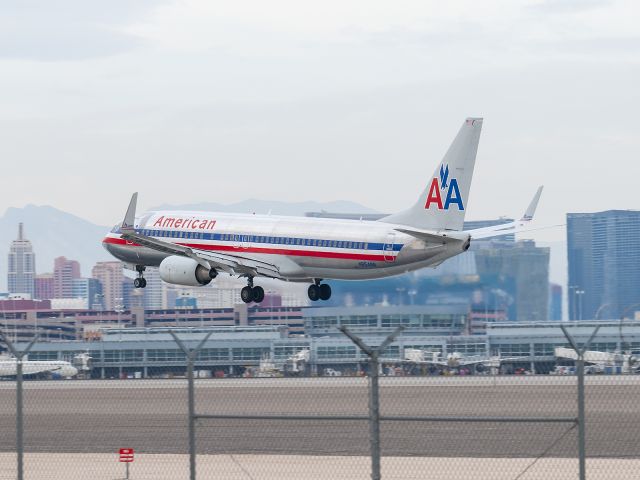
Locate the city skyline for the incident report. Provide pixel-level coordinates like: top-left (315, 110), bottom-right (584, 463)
top-left (3, 206), bottom-right (640, 321)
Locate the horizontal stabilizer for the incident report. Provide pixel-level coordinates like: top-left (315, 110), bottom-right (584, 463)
top-left (464, 186), bottom-right (543, 240)
top-left (394, 228), bottom-right (467, 245)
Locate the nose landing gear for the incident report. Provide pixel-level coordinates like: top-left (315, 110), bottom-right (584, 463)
top-left (308, 279), bottom-right (331, 301)
top-left (133, 266), bottom-right (147, 289)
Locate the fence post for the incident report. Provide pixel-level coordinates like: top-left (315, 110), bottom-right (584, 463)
top-left (0, 332), bottom-right (38, 480)
top-left (171, 330), bottom-right (214, 480)
top-left (339, 325), bottom-right (404, 480)
top-left (561, 325), bottom-right (600, 480)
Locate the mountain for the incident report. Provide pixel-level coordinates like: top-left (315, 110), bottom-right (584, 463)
top-left (0, 205), bottom-right (112, 291)
top-left (151, 199), bottom-right (380, 216)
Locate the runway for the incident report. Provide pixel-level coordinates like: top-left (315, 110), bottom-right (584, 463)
top-left (0, 376), bottom-right (638, 459)
top-left (1, 453), bottom-right (639, 480)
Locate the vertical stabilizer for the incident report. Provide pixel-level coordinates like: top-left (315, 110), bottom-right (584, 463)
top-left (380, 118), bottom-right (482, 231)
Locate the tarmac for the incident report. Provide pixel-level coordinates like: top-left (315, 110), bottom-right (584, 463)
top-left (0, 376), bottom-right (638, 478)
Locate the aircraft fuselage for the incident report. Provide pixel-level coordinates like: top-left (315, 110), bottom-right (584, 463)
top-left (103, 211), bottom-right (467, 281)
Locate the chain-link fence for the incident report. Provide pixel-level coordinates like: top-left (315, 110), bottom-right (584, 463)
top-left (1, 326), bottom-right (640, 479)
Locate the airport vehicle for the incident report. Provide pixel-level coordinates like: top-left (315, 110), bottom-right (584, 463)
top-left (103, 118), bottom-right (543, 303)
top-left (404, 348), bottom-right (519, 374)
top-left (0, 354), bottom-right (78, 377)
top-left (284, 349), bottom-right (310, 376)
top-left (555, 347), bottom-right (638, 374)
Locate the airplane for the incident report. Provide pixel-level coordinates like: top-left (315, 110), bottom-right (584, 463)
top-left (102, 118), bottom-right (543, 304)
top-left (403, 348), bottom-right (522, 374)
top-left (0, 354), bottom-right (79, 377)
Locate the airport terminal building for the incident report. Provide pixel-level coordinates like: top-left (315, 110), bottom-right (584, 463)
top-left (9, 305), bottom-right (640, 378)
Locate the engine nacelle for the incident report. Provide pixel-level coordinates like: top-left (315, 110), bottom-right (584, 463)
top-left (159, 256), bottom-right (213, 287)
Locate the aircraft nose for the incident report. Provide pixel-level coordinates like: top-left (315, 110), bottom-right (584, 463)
top-left (102, 237), bottom-right (115, 254)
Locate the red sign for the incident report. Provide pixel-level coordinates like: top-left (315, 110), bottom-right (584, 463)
top-left (119, 448), bottom-right (135, 463)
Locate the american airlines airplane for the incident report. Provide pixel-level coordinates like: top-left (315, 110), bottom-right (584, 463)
top-left (102, 118), bottom-right (542, 304)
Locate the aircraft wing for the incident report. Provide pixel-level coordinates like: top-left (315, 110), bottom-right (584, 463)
top-left (464, 186), bottom-right (544, 240)
top-left (120, 194), bottom-right (282, 279)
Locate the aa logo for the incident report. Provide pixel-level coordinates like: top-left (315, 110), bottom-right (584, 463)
top-left (424, 164), bottom-right (464, 211)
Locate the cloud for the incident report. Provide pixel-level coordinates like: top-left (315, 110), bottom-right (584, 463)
top-left (527, 0), bottom-right (612, 15)
top-left (0, 0), bottom-right (166, 61)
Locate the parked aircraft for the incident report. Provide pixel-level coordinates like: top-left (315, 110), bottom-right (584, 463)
top-left (103, 118), bottom-right (543, 304)
top-left (404, 348), bottom-right (520, 374)
top-left (0, 354), bottom-right (78, 377)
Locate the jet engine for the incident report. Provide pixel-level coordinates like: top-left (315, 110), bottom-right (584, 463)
top-left (159, 256), bottom-right (215, 286)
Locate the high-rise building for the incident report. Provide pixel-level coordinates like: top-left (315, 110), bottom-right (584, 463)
top-left (475, 240), bottom-right (550, 321)
top-left (72, 278), bottom-right (103, 309)
top-left (142, 267), bottom-right (165, 309)
top-left (549, 283), bottom-right (563, 321)
top-left (7, 223), bottom-right (36, 297)
top-left (53, 256), bottom-right (81, 298)
top-left (567, 210), bottom-right (640, 320)
top-left (92, 261), bottom-right (124, 311)
top-left (34, 273), bottom-right (54, 300)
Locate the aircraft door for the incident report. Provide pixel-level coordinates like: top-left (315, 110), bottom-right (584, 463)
top-left (384, 233), bottom-right (396, 262)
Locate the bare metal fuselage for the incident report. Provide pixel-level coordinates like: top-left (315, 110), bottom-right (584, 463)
top-left (103, 211), bottom-right (467, 281)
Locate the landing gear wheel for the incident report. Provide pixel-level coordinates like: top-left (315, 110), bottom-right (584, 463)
top-left (134, 265), bottom-right (146, 288)
top-left (252, 286), bottom-right (265, 303)
top-left (241, 286), bottom-right (254, 303)
top-left (308, 284), bottom-right (321, 302)
top-left (319, 283), bottom-right (331, 301)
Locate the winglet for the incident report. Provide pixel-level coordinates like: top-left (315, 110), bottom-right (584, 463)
top-left (121, 193), bottom-right (138, 231)
top-left (521, 186), bottom-right (543, 221)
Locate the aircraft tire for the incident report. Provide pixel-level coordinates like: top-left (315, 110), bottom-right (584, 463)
top-left (319, 283), bottom-right (331, 301)
top-left (134, 278), bottom-right (142, 289)
top-left (140, 278), bottom-right (147, 288)
top-left (241, 286), bottom-right (253, 303)
top-left (308, 284), bottom-right (320, 301)
top-left (252, 286), bottom-right (265, 303)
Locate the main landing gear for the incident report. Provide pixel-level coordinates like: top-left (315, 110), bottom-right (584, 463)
top-left (308, 279), bottom-right (331, 301)
top-left (133, 266), bottom-right (147, 289)
top-left (240, 277), bottom-right (265, 304)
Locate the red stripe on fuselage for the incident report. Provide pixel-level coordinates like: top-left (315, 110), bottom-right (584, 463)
top-left (102, 236), bottom-right (395, 262)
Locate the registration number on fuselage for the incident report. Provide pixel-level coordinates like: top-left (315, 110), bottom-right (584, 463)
top-left (357, 261), bottom-right (377, 268)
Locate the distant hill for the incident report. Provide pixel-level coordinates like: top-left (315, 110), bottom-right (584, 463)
top-left (0, 205), bottom-right (112, 290)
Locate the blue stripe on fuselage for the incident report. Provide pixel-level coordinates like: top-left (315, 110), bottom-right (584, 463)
top-left (120, 228), bottom-right (404, 252)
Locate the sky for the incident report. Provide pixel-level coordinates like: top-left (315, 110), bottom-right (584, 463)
top-left (1, 0), bottom-right (639, 243)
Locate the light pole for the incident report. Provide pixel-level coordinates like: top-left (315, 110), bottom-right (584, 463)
top-left (408, 289), bottom-right (417, 306)
top-left (115, 298), bottom-right (124, 328)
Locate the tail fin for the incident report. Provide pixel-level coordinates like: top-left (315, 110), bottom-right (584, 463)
top-left (380, 117), bottom-right (482, 231)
